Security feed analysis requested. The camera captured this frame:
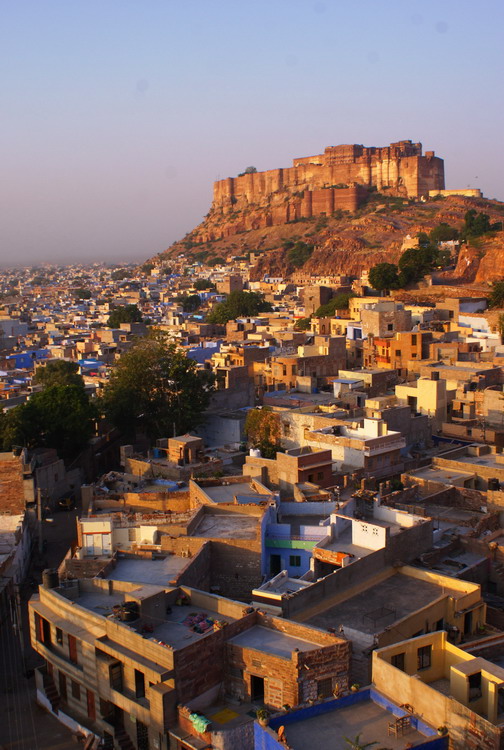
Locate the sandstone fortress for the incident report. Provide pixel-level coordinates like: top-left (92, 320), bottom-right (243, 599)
top-left (195, 140), bottom-right (445, 241)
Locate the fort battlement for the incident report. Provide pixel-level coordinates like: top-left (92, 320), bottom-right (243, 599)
top-left (195, 140), bottom-right (445, 242)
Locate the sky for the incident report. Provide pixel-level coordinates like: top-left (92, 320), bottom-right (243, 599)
top-left (1, 0), bottom-right (503, 266)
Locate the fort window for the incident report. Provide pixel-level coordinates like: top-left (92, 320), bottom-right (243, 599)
top-left (417, 644), bottom-right (432, 671)
top-left (391, 652), bottom-right (405, 671)
top-left (468, 672), bottom-right (482, 701)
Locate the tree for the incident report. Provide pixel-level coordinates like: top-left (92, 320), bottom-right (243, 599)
top-left (238, 166), bottom-right (257, 176)
top-left (368, 263), bottom-right (400, 292)
top-left (176, 294), bottom-right (201, 313)
top-left (111, 269), bottom-right (131, 281)
top-left (193, 279), bottom-right (216, 291)
top-left (206, 291), bottom-right (273, 324)
top-left (314, 292), bottom-right (354, 318)
top-left (33, 360), bottom-right (84, 389)
top-left (0, 385), bottom-right (97, 462)
top-left (496, 313), bottom-right (504, 345)
top-left (294, 317), bottom-right (312, 331)
top-left (286, 240), bottom-right (314, 268)
top-left (141, 263), bottom-right (154, 275)
top-left (74, 288), bottom-right (92, 300)
top-left (101, 333), bottom-right (216, 443)
top-left (245, 408), bottom-right (281, 459)
top-left (207, 256), bottom-right (226, 267)
top-left (107, 304), bottom-right (143, 328)
top-left (429, 222), bottom-right (459, 243)
top-left (343, 734), bottom-right (377, 750)
top-left (460, 209), bottom-right (502, 241)
top-left (489, 281), bottom-right (504, 309)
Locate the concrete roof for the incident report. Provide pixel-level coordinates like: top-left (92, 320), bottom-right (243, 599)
top-left (192, 513), bottom-right (258, 539)
top-left (104, 557), bottom-right (188, 586)
top-left (202, 483), bottom-right (268, 504)
top-left (304, 572), bottom-right (463, 636)
top-left (229, 624), bottom-right (319, 659)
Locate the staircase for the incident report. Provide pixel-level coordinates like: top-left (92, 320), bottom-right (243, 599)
top-left (114, 727), bottom-right (136, 750)
top-left (42, 670), bottom-right (60, 713)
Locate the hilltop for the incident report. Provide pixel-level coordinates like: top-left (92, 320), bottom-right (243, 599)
top-left (151, 139), bottom-right (503, 285)
top-left (155, 193), bottom-right (504, 285)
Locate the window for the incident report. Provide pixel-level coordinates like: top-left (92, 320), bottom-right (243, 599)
top-left (391, 652), bottom-right (405, 671)
top-left (387, 324), bottom-right (394, 331)
top-left (289, 555), bottom-right (301, 567)
top-left (417, 645), bottom-right (432, 671)
top-left (56, 627), bottom-right (63, 645)
top-left (317, 471), bottom-right (323, 480)
top-left (308, 474), bottom-right (314, 482)
top-left (68, 634), bottom-right (78, 664)
top-left (229, 666), bottom-right (244, 679)
top-left (411, 334), bottom-right (417, 345)
top-left (71, 680), bottom-right (81, 700)
top-left (468, 672), bottom-right (482, 701)
top-left (317, 677), bottom-right (333, 698)
top-left (395, 350), bottom-right (401, 356)
top-left (135, 669), bottom-right (145, 699)
top-left (109, 662), bottom-right (124, 692)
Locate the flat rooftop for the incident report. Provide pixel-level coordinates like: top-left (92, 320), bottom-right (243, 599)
top-left (321, 528), bottom-right (378, 559)
top-left (191, 512), bottom-right (258, 539)
top-left (304, 572), bottom-right (463, 636)
top-left (151, 603), bottom-right (237, 649)
top-left (410, 465), bottom-right (475, 485)
top-left (201, 483), bottom-right (269, 504)
top-left (282, 696), bottom-right (428, 750)
top-left (229, 624), bottom-right (320, 659)
top-left (105, 556), bottom-right (188, 586)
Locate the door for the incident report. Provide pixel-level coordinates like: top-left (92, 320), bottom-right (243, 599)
top-left (86, 689), bottom-right (96, 721)
top-left (464, 610), bottom-right (473, 636)
top-left (270, 554), bottom-right (281, 576)
top-left (251, 675), bottom-right (265, 702)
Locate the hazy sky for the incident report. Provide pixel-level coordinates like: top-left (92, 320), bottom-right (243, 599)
top-left (2, 0), bottom-right (503, 265)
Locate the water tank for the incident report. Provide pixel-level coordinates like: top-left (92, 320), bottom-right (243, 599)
top-left (42, 569), bottom-right (59, 589)
top-left (249, 448), bottom-right (261, 458)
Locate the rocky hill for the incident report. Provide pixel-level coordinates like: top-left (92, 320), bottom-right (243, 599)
top-left (155, 191), bottom-right (504, 285)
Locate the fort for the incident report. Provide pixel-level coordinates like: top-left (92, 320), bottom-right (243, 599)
top-left (195, 140), bottom-right (445, 241)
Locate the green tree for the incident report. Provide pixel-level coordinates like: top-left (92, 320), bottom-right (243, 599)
top-left (207, 256), bottom-right (226, 267)
top-left (107, 304), bottom-right (143, 328)
top-left (141, 263), bottom-right (154, 275)
top-left (245, 408), bottom-right (281, 459)
top-left (101, 333), bottom-right (216, 442)
top-left (343, 734), bottom-right (377, 750)
top-left (286, 240), bottom-right (314, 268)
top-left (0, 385), bottom-right (97, 462)
top-left (74, 288), bottom-right (92, 300)
top-left (489, 281), bottom-right (504, 309)
top-left (176, 294), bottom-right (201, 313)
top-left (238, 166), bottom-right (257, 176)
top-left (33, 360), bottom-right (84, 389)
top-left (497, 313), bottom-right (504, 344)
top-left (314, 292), bottom-right (354, 318)
top-left (460, 209), bottom-right (502, 241)
top-left (294, 317), bottom-right (312, 331)
top-left (193, 279), bottom-right (216, 291)
top-left (368, 263), bottom-right (400, 292)
top-left (111, 269), bottom-right (131, 281)
top-left (206, 291), bottom-right (273, 325)
top-left (429, 222), bottom-right (459, 243)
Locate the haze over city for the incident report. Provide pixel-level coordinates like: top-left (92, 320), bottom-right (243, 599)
top-left (2, 0), bottom-right (503, 265)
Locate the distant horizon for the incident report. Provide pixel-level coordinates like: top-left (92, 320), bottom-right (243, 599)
top-left (2, 0), bottom-right (503, 265)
